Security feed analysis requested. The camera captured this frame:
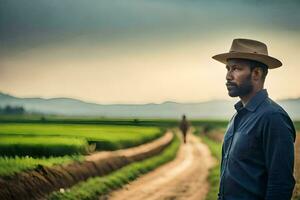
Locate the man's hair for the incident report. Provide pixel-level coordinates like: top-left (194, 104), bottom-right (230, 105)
top-left (247, 60), bottom-right (268, 82)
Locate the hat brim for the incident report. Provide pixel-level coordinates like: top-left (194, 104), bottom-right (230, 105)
top-left (212, 52), bottom-right (282, 69)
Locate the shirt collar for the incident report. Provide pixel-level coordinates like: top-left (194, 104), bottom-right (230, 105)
top-left (234, 89), bottom-right (268, 112)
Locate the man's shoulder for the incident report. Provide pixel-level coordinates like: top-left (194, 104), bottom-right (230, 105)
top-left (258, 97), bottom-right (290, 117)
top-left (259, 97), bottom-right (295, 130)
top-left (258, 97), bottom-right (296, 141)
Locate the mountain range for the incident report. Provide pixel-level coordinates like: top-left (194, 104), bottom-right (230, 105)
top-left (1, 92), bottom-right (300, 120)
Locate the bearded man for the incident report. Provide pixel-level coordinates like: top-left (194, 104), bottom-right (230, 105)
top-left (212, 38), bottom-right (296, 200)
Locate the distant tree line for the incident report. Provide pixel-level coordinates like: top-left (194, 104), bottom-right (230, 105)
top-left (0, 105), bottom-right (25, 115)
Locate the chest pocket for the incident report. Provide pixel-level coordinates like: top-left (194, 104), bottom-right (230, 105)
top-left (231, 130), bottom-right (261, 160)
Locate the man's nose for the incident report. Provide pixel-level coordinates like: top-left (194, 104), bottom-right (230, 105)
top-left (226, 70), bottom-right (233, 81)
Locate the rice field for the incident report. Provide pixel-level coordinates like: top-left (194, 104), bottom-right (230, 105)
top-left (1, 118), bottom-right (299, 199)
top-left (0, 123), bottom-right (162, 152)
top-left (0, 136), bottom-right (91, 157)
top-left (0, 123), bottom-right (163, 177)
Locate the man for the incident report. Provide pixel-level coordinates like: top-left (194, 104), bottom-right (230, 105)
top-left (179, 114), bottom-right (189, 143)
top-left (212, 38), bottom-right (296, 200)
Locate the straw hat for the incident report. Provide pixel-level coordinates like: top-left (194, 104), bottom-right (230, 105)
top-left (212, 38), bottom-right (282, 69)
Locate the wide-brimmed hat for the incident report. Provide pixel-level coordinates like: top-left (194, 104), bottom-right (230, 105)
top-left (212, 38), bottom-right (282, 69)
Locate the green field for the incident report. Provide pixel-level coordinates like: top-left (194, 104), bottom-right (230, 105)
top-left (0, 116), bottom-right (299, 199)
top-left (0, 123), bottom-right (164, 177)
top-left (0, 114), bottom-right (230, 128)
top-left (0, 123), bottom-right (163, 153)
top-left (0, 136), bottom-right (90, 157)
top-left (0, 114), bottom-right (298, 129)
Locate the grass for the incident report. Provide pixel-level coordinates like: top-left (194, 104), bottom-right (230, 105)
top-left (293, 135), bottom-right (300, 200)
top-left (193, 127), bottom-right (222, 200)
top-left (200, 135), bottom-right (222, 200)
top-left (0, 114), bottom-right (231, 128)
top-left (0, 123), bottom-right (164, 176)
top-left (0, 136), bottom-right (90, 157)
top-left (0, 123), bottom-right (163, 152)
top-left (295, 122), bottom-right (300, 132)
top-left (48, 134), bottom-right (180, 200)
top-left (0, 155), bottom-right (83, 177)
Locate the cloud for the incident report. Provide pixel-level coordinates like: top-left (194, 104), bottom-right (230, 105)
top-left (1, 0), bottom-right (299, 55)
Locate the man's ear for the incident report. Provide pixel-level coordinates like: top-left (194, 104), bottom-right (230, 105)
top-left (252, 67), bottom-right (262, 81)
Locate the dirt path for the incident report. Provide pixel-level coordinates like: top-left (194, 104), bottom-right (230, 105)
top-left (106, 132), bottom-right (216, 200)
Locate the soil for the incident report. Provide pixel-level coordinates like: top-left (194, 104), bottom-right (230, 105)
top-left (105, 132), bottom-right (216, 200)
top-left (0, 132), bottom-right (173, 200)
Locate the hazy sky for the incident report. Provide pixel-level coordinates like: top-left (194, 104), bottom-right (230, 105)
top-left (1, 0), bottom-right (300, 104)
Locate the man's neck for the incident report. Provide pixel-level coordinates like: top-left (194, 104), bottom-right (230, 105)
top-left (240, 88), bottom-right (264, 107)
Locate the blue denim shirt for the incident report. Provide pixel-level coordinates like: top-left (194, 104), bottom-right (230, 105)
top-left (218, 89), bottom-right (296, 200)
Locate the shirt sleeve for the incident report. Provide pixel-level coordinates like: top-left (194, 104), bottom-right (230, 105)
top-left (262, 112), bottom-right (296, 200)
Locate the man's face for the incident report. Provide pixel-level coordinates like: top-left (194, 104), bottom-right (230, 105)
top-left (225, 59), bottom-right (253, 97)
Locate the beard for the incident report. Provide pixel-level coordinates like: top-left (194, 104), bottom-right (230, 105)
top-left (226, 74), bottom-right (253, 97)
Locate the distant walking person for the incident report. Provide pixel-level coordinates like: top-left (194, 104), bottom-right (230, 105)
top-left (179, 115), bottom-right (189, 143)
top-left (212, 38), bottom-right (296, 200)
